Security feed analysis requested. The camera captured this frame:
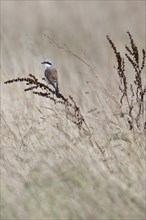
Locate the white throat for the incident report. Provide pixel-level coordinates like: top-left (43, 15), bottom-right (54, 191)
top-left (44, 63), bottom-right (52, 69)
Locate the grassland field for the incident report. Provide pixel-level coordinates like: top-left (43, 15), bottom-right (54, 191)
top-left (1, 1), bottom-right (146, 219)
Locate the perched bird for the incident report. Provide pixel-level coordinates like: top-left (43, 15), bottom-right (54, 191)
top-left (41, 60), bottom-right (59, 96)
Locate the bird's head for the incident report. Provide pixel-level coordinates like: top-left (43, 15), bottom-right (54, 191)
top-left (41, 60), bottom-right (53, 68)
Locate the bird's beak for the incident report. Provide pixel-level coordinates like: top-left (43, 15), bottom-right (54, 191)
top-left (41, 61), bottom-right (45, 64)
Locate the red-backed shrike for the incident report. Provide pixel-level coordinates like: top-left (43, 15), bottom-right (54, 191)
top-left (42, 60), bottom-right (59, 96)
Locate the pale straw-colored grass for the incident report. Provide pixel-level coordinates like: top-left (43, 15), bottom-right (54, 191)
top-left (1, 1), bottom-right (145, 219)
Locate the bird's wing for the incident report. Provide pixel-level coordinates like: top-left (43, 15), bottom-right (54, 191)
top-left (45, 68), bottom-right (58, 83)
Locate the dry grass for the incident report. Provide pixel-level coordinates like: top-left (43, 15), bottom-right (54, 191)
top-left (1, 1), bottom-right (145, 219)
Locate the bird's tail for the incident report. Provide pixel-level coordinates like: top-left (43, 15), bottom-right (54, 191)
top-left (55, 83), bottom-right (59, 97)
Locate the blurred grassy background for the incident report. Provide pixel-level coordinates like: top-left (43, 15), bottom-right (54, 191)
top-left (1, 1), bottom-right (145, 219)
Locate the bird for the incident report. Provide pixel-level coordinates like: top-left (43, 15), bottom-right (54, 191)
top-left (41, 60), bottom-right (59, 96)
